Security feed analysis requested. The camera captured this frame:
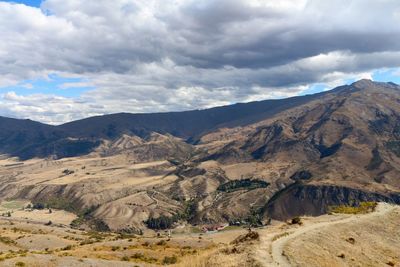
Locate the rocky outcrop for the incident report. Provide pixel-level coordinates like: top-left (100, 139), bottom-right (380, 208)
top-left (264, 183), bottom-right (400, 220)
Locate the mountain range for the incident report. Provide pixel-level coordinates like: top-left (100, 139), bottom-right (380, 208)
top-left (1, 79), bottom-right (400, 232)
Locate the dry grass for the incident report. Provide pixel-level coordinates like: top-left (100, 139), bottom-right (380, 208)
top-left (329, 201), bottom-right (377, 214)
top-left (284, 203), bottom-right (400, 267)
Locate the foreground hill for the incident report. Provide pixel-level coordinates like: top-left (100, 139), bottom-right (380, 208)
top-left (0, 202), bottom-right (397, 266)
top-left (0, 79), bottom-right (400, 232)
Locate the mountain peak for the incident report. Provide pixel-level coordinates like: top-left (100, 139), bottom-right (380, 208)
top-left (351, 79), bottom-right (398, 89)
top-left (351, 79), bottom-right (375, 88)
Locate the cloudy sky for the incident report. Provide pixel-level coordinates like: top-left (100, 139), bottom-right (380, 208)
top-left (0, 0), bottom-right (400, 124)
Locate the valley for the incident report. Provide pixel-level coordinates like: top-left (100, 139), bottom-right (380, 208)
top-left (0, 80), bottom-right (400, 266)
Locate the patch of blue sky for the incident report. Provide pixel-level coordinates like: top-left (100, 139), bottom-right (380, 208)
top-left (372, 68), bottom-right (400, 85)
top-left (300, 83), bottom-right (330, 96)
top-left (0, 74), bottom-right (94, 98)
top-left (301, 68), bottom-right (400, 96)
top-left (0, 0), bottom-right (42, 7)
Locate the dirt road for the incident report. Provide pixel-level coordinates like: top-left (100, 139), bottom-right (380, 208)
top-left (256, 203), bottom-right (395, 267)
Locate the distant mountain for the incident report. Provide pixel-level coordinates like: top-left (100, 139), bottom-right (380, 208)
top-left (59, 91), bottom-right (336, 141)
top-left (0, 85), bottom-right (341, 159)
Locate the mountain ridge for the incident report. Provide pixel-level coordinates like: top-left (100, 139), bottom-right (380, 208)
top-left (1, 79), bottom-right (397, 160)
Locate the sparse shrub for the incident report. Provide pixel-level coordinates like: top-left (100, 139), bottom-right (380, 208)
top-left (61, 245), bottom-right (73, 251)
top-left (80, 239), bottom-right (95, 245)
top-left (0, 236), bottom-right (16, 245)
top-left (387, 260), bottom-right (396, 266)
top-left (15, 262), bottom-right (25, 267)
top-left (162, 255), bottom-right (178, 265)
top-left (111, 246), bottom-right (120, 251)
top-left (62, 169), bottom-right (75, 175)
top-left (291, 217), bottom-right (302, 225)
top-left (231, 231), bottom-right (259, 244)
top-left (156, 240), bottom-right (167, 246)
top-left (121, 256), bottom-right (129, 261)
top-left (346, 237), bottom-right (356, 244)
top-left (132, 252), bottom-right (144, 259)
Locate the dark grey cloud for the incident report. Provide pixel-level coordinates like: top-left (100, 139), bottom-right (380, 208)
top-left (0, 0), bottom-right (399, 123)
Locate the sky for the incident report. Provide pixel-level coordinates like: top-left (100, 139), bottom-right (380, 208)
top-left (0, 0), bottom-right (400, 124)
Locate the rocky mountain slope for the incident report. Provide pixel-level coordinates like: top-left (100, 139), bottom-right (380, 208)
top-left (0, 79), bottom-right (400, 231)
top-left (0, 88), bottom-right (337, 160)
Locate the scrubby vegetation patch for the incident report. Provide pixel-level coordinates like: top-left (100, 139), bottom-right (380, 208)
top-left (217, 179), bottom-right (269, 193)
top-left (329, 202), bottom-right (377, 214)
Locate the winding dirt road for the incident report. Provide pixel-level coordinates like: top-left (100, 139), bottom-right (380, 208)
top-left (256, 203), bottom-right (395, 267)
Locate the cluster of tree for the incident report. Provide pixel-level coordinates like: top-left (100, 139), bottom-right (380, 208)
top-left (217, 179), bottom-right (269, 193)
top-left (228, 206), bottom-right (263, 227)
top-left (145, 215), bottom-right (177, 230)
top-left (32, 203), bottom-right (46, 209)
